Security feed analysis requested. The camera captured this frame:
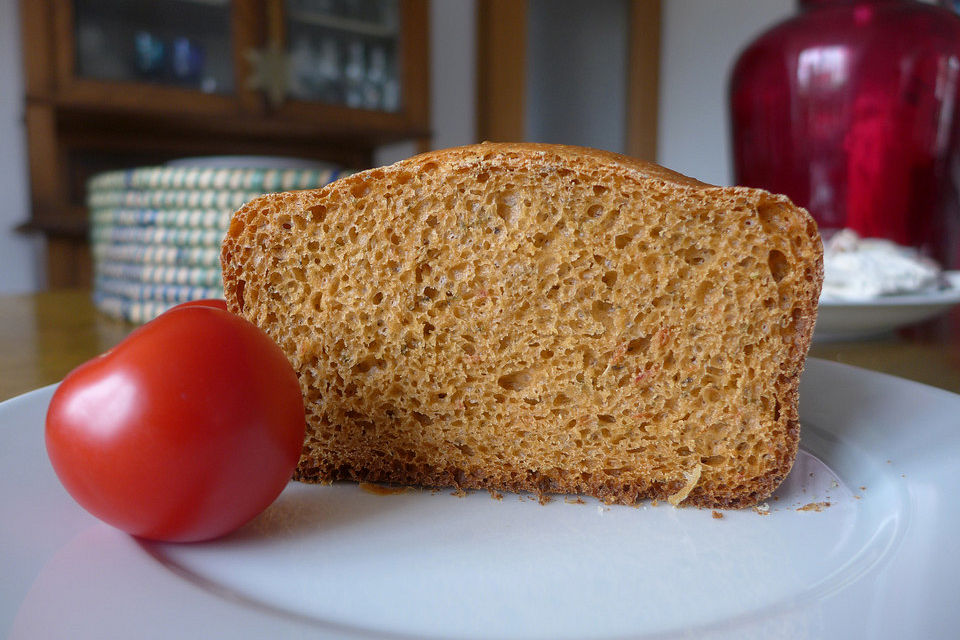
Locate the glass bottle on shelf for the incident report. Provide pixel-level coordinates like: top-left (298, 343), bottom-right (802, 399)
top-left (74, 0), bottom-right (233, 94)
top-left (284, 0), bottom-right (401, 111)
top-left (730, 0), bottom-right (960, 268)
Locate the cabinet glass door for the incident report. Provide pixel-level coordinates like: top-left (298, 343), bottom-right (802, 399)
top-left (73, 0), bottom-right (234, 94)
top-left (284, 0), bottom-right (401, 111)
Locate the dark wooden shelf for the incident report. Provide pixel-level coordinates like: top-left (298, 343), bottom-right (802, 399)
top-left (49, 100), bottom-right (430, 155)
top-left (17, 216), bottom-right (88, 240)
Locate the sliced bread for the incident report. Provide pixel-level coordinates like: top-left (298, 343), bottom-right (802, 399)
top-left (220, 143), bottom-right (823, 508)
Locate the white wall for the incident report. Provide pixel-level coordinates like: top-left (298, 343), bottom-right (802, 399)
top-left (0, 0), bottom-right (42, 294)
top-left (657, 0), bottom-right (794, 186)
top-left (396, 0), bottom-right (796, 185)
top-left (427, 0), bottom-right (477, 150)
top-left (525, 0), bottom-right (629, 153)
top-left (375, 0), bottom-right (477, 166)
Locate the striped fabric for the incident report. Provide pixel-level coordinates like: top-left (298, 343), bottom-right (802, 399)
top-left (88, 162), bottom-right (349, 323)
top-left (88, 189), bottom-right (263, 212)
top-left (90, 208), bottom-right (234, 229)
top-left (92, 243), bottom-right (223, 268)
top-left (90, 225), bottom-right (225, 247)
top-left (95, 278), bottom-right (223, 304)
top-left (88, 166), bottom-right (343, 193)
top-left (95, 262), bottom-right (223, 287)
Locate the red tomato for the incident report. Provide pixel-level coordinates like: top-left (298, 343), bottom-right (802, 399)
top-left (45, 305), bottom-right (305, 542)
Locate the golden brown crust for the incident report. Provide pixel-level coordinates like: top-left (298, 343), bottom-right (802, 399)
top-left (221, 142), bottom-right (823, 509)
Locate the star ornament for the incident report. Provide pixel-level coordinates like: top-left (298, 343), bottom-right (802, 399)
top-left (246, 44), bottom-right (299, 107)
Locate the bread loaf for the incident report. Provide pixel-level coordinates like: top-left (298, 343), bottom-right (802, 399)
top-left (220, 143), bottom-right (822, 508)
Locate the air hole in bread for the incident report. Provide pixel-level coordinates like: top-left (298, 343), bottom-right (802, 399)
top-left (591, 300), bottom-right (614, 318)
top-left (768, 250), bottom-right (789, 282)
top-left (498, 370), bottom-right (532, 391)
top-left (702, 387), bottom-right (721, 403)
top-left (412, 411), bottom-right (433, 426)
top-left (350, 182), bottom-right (371, 198)
top-left (757, 202), bottom-right (785, 234)
top-left (683, 246), bottom-right (713, 266)
top-left (423, 322), bottom-right (436, 339)
top-left (626, 336), bottom-right (650, 355)
top-left (496, 191), bottom-right (519, 224)
top-left (234, 279), bottom-right (245, 312)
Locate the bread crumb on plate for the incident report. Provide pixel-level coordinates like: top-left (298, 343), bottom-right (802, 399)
top-left (797, 501), bottom-right (831, 512)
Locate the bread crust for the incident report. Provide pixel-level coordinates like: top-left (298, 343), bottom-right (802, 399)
top-left (221, 143), bottom-right (823, 508)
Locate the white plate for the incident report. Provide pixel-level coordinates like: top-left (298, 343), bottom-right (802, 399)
top-left (815, 271), bottom-right (960, 341)
top-left (1, 359), bottom-right (958, 639)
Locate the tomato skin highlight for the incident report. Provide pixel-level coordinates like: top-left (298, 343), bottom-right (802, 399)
top-left (172, 298), bottom-right (228, 311)
top-left (45, 305), bottom-right (305, 542)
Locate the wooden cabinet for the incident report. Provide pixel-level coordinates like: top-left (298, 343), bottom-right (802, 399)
top-left (19, 0), bottom-right (430, 288)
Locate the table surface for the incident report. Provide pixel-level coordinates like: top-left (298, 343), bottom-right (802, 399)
top-left (1, 290), bottom-right (959, 402)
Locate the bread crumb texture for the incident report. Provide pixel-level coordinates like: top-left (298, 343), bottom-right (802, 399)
top-left (220, 143), bottom-right (823, 509)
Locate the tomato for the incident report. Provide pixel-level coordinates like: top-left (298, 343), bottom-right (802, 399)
top-left (45, 303), bottom-right (305, 542)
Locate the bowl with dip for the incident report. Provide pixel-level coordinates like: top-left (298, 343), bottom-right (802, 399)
top-left (815, 230), bottom-right (960, 341)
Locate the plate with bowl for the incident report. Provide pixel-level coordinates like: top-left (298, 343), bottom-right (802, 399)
top-left (814, 271), bottom-right (960, 341)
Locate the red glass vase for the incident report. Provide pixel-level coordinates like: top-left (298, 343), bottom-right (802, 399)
top-left (730, 0), bottom-right (960, 268)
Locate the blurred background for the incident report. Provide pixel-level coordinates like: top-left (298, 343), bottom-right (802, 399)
top-left (0, 0), bottom-right (810, 297)
top-left (1, 0), bottom-right (958, 297)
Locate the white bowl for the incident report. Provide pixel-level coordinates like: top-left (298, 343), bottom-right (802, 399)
top-left (814, 271), bottom-right (960, 341)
